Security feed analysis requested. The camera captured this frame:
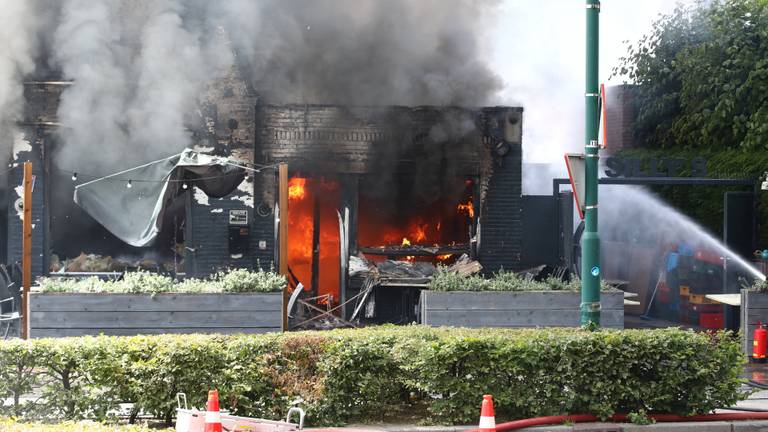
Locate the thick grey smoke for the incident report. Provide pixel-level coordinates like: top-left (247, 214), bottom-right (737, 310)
top-left (45, 0), bottom-right (502, 174)
top-left (53, 0), bottom-right (228, 173)
top-left (217, 0), bottom-right (503, 106)
top-left (0, 0), bottom-right (40, 152)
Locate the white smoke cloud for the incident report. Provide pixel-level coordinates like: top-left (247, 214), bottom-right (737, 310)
top-left (53, 0), bottom-right (228, 173)
top-left (0, 0), bottom-right (41, 148)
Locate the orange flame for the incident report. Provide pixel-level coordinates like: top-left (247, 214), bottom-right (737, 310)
top-left (357, 177), bottom-right (475, 265)
top-left (288, 178), bottom-right (306, 201)
top-left (457, 199), bottom-right (474, 218)
top-left (410, 224), bottom-right (427, 242)
top-left (287, 176), bottom-right (341, 305)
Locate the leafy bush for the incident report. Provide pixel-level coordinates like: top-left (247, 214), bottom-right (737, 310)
top-left (0, 327), bottom-right (746, 426)
top-left (217, 267), bottom-right (287, 293)
top-left (38, 267), bottom-right (286, 294)
top-left (428, 267), bottom-right (609, 292)
top-left (747, 277), bottom-right (768, 293)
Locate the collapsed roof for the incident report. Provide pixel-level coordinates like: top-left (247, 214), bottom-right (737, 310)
top-left (73, 149), bottom-right (245, 247)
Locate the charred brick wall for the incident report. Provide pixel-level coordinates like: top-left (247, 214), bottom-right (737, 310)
top-left (255, 104), bottom-right (486, 175)
top-left (477, 108), bottom-right (523, 273)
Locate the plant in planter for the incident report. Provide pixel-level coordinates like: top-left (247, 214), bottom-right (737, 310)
top-left (30, 268), bottom-right (287, 337)
top-left (421, 267), bottom-right (623, 328)
top-left (38, 267), bottom-right (286, 294)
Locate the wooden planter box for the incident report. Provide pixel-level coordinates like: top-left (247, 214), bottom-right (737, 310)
top-left (419, 290), bottom-right (624, 328)
top-left (741, 289), bottom-right (768, 354)
top-left (30, 293), bottom-right (282, 338)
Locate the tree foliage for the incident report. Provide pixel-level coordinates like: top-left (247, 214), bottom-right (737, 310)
top-left (615, 0), bottom-right (768, 151)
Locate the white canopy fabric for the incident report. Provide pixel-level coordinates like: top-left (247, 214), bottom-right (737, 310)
top-left (74, 149), bottom-right (245, 247)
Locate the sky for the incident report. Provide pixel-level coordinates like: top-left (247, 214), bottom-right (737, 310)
top-left (491, 1), bottom-right (691, 173)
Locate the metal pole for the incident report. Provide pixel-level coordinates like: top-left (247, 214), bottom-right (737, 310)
top-left (581, 0), bottom-right (601, 327)
top-left (21, 162), bottom-right (32, 339)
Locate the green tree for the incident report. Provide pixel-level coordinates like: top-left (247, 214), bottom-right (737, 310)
top-left (615, 0), bottom-right (768, 151)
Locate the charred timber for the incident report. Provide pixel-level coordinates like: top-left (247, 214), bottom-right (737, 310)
top-left (359, 244), bottom-right (469, 256)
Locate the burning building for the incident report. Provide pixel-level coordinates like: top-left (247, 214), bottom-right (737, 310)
top-left (4, 73), bottom-right (523, 324)
top-left (0, 1), bottom-right (534, 326)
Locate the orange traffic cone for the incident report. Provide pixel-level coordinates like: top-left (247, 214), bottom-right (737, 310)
top-left (204, 390), bottom-right (223, 432)
top-left (478, 394), bottom-right (496, 432)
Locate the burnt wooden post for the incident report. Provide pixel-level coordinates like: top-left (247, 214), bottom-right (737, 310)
top-left (21, 161), bottom-right (33, 340)
top-left (278, 163), bottom-right (289, 331)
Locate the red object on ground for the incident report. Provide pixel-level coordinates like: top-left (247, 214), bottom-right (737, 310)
top-left (754, 322), bottom-right (767, 363)
top-left (694, 250), bottom-right (723, 266)
top-left (478, 395), bottom-right (496, 432)
top-left (204, 390), bottom-right (223, 432)
top-left (465, 412), bottom-right (768, 432)
top-left (699, 313), bottom-right (724, 329)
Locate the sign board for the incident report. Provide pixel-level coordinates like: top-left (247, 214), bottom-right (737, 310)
top-left (603, 156), bottom-right (707, 178)
top-left (564, 153), bottom-right (586, 220)
top-left (229, 209), bottom-right (249, 226)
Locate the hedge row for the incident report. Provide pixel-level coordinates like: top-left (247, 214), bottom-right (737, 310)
top-left (0, 327), bottom-right (746, 426)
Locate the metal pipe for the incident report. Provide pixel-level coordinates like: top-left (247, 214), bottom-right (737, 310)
top-left (581, 0), bottom-right (601, 327)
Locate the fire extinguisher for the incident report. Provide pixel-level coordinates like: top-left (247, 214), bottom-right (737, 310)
top-left (753, 321), bottom-right (767, 363)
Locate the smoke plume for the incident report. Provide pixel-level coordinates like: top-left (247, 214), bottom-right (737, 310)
top-left (53, 0), bottom-right (227, 173)
top-left (14, 0), bottom-right (503, 175)
top-left (0, 0), bottom-right (41, 152)
top-left (216, 0), bottom-right (503, 106)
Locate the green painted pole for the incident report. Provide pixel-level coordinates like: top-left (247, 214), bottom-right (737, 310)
top-left (582, 0), bottom-right (601, 328)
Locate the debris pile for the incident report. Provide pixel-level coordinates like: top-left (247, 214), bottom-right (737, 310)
top-left (49, 252), bottom-right (176, 273)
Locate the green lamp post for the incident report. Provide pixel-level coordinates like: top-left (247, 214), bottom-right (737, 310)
top-left (581, 0), bottom-right (601, 328)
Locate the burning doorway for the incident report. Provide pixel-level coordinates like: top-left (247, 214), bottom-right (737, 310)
top-left (287, 176), bottom-right (341, 305)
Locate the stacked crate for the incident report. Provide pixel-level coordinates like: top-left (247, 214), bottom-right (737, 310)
top-left (660, 247), bottom-right (724, 329)
top-left (678, 250), bottom-right (724, 328)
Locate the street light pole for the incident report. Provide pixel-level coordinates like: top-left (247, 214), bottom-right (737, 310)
top-left (582, 0), bottom-right (601, 328)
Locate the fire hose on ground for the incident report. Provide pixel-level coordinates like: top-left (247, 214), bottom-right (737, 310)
top-left (468, 412), bottom-right (768, 432)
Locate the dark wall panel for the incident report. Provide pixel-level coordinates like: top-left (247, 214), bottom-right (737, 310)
top-left (520, 195), bottom-right (557, 268)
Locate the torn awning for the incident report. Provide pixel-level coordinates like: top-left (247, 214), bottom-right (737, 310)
top-left (74, 149), bottom-right (246, 247)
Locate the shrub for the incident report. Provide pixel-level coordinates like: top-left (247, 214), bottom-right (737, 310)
top-left (217, 267), bottom-right (287, 293)
top-left (0, 327), bottom-right (747, 426)
top-left (429, 267), bottom-right (608, 292)
top-left (37, 268), bottom-right (286, 294)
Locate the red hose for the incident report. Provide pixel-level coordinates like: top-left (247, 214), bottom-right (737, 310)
top-left (466, 412), bottom-right (768, 431)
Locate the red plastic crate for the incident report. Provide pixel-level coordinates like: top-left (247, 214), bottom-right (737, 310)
top-left (699, 313), bottom-right (724, 329)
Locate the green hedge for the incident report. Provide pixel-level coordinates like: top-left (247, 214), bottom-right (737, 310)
top-left (0, 327), bottom-right (746, 426)
top-left (38, 268), bottom-right (286, 294)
